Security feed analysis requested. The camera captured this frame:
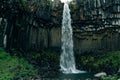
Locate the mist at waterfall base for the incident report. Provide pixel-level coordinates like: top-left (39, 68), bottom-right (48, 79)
top-left (60, 2), bottom-right (85, 74)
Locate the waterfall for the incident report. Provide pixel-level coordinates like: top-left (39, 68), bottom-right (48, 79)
top-left (60, 2), bottom-right (85, 74)
top-left (3, 35), bottom-right (7, 48)
top-left (3, 19), bottom-right (7, 48)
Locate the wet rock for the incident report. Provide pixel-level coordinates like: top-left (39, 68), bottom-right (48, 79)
top-left (94, 72), bottom-right (107, 78)
top-left (118, 68), bottom-right (120, 73)
top-left (118, 68), bottom-right (120, 76)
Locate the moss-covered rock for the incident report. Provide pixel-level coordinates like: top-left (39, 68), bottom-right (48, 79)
top-left (76, 51), bottom-right (120, 74)
top-left (102, 74), bottom-right (120, 80)
top-left (30, 50), bottom-right (60, 67)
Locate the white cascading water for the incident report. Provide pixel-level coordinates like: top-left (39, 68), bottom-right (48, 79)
top-left (60, 1), bottom-right (83, 74)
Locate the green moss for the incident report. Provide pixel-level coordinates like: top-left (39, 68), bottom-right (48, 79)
top-left (102, 75), bottom-right (120, 80)
top-left (70, 4), bottom-right (77, 12)
top-left (0, 48), bottom-right (38, 79)
top-left (42, 1), bottom-right (50, 8)
top-left (31, 50), bottom-right (59, 61)
top-left (42, 50), bottom-right (59, 61)
top-left (79, 51), bottom-right (120, 74)
top-left (0, 48), bottom-right (9, 59)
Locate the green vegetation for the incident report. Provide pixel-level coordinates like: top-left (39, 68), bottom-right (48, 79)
top-left (0, 48), bottom-right (38, 79)
top-left (102, 75), bottom-right (119, 80)
top-left (0, 47), bottom-right (119, 79)
top-left (31, 50), bottom-right (60, 61)
top-left (70, 3), bottom-right (77, 12)
top-left (78, 51), bottom-right (120, 74)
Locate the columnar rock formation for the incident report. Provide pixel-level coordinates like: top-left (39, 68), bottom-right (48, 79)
top-left (0, 0), bottom-right (120, 53)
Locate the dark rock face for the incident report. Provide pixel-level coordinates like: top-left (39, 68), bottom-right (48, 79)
top-left (74, 31), bottom-right (120, 54)
top-left (0, 0), bottom-right (120, 53)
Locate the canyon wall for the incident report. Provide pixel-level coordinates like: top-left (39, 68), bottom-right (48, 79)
top-left (0, 0), bottom-right (120, 53)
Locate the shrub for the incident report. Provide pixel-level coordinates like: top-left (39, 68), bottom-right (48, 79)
top-left (77, 51), bottom-right (120, 74)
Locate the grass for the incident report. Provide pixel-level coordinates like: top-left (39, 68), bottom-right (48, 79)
top-left (0, 48), bottom-right (38, 79)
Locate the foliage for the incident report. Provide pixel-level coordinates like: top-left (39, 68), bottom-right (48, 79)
top-left (31, 50), bottom-right (60, 64)
top-left (102, 74), bottom-right (120, 80)
top-left (78, 51), bottom-right (120, 74)
top-left (29, 50), bottom-right (60, 72)
top-left (0, 48), bottom-right (38, 79)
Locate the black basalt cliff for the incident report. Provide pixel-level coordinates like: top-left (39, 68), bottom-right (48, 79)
top-left (0, 0), bottom-right (120, 54)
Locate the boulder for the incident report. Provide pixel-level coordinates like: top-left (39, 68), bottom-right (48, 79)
top-left (118, 68), bottom-right (120, 72)
top-left (94, 72), bottom-right (107, 78)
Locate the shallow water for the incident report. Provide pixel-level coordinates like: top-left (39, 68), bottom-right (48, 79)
top-left (58, 72), bottom-right (94, 79)
top-left (42, 71), bottom-right (94, 80)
